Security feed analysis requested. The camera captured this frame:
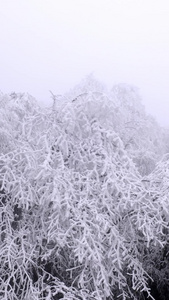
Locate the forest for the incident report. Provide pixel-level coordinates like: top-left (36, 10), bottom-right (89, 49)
top-left (0, 77), bottom-right (169, 300)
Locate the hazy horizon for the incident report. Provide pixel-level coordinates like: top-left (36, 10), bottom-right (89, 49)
top-left (0, 0), bottom-right (169, 126)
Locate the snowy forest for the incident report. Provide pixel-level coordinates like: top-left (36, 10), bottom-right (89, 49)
top-left (1, 77), bottom-right (169, 300)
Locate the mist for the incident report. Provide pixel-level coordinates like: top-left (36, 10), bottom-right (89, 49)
top-left (0, 0), bottom-right (169, 126)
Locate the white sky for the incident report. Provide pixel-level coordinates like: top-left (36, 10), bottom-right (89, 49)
top-left (0, 0), bottom-right (169, 126)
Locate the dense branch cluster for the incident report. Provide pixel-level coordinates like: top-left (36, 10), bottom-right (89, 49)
top-left (0, 83), bottom-right (169, 300)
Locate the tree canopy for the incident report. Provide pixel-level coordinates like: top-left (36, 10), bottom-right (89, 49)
top-left (0, 82), bottom-right (169, 300)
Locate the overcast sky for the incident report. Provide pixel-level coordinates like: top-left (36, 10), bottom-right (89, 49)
top-left (0, 0), bottom-right (169, 126)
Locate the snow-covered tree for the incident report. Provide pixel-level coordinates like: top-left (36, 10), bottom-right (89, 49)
top-left (66, 74), bottom-right (106, 101)
top-left (141, 154), bottom-right (169, 300)
top-left (110, 84), bottom-right (167, 175)
top-left (0, 86), bottom-right (169, 300)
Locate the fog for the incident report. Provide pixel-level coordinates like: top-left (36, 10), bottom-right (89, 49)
top-left (0, 0), bottom-right (169, 126)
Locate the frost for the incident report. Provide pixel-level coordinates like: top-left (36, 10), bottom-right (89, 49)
top-left (0, 85), bottom-right (169, 299)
